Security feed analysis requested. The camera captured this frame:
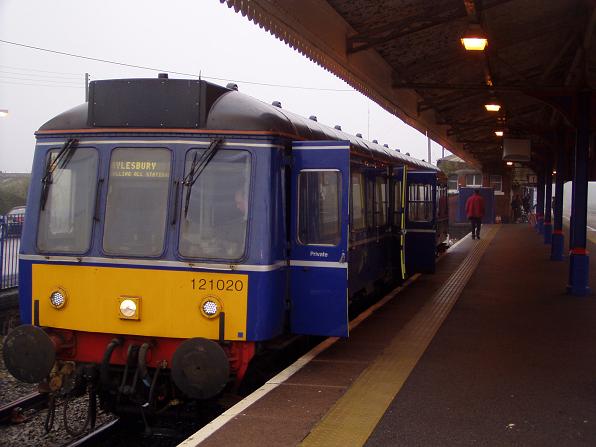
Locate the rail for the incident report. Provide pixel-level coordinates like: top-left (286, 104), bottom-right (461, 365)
top-left (0, 392), bottom-right (47, 424)
top-left (61, 418), bottom-right (121, 447)
top-left (0, 213), bottom-right (23, 290)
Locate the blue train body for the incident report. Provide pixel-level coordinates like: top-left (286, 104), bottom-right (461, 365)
top-left (4, 77), bottom-right (448, 410)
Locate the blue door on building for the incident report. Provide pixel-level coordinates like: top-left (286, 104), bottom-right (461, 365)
top-left (458, 187), bottom-right (495, 223)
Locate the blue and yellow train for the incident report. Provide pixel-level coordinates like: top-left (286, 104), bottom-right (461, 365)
top-left (3, 75), bottom-right (448, 414)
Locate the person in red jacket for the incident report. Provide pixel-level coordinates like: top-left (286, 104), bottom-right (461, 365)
top-left (465, 189), bottom-right (485, 240)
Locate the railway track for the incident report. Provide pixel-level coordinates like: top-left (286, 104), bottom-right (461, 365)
top-left (0, 392), bottom-right (48, 424)
top-left (62, 418), bottom-right (121, 447)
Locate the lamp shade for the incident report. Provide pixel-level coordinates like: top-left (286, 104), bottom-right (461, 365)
top-left (461, 24), bottom-right (488, 51)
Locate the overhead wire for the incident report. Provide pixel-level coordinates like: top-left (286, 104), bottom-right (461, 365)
top-left (0, 63), bottom-right (81, 76)
top-left (0, 80), bottom-right (83, 89)
top-left (0, 39), bottom-right (355, 92)
top-left (0, 74), bottom-right (82, 85)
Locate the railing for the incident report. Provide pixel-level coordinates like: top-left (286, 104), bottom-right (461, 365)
top-left (0, 214), bottom-right (23, 289)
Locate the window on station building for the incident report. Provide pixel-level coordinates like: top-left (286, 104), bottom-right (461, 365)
top-left (466, 173), bottom-right (482, 187)
top-left (351, 172), bottom-right (365, 231)
top-left (490, 174), bottom-right (503, 191)
top-left (448, 174), bottom-right (458, 191)
top-left (408, 183), bottom-right (433, 222)
top-left (298, 170), bottom-right (341, 246)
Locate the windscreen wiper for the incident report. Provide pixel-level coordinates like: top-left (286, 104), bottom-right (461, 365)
top-left (40, 138), bottom-right (79, 210)
top-left (183, 138), bottom-right (223, 217)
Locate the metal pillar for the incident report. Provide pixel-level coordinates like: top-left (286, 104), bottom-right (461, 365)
top-left (567, 90), bottom-right (591, 296)
top-left (551, 137), bottom-right (566, 261)
top-left (543, 162), bottom-right (553, 244)
top-left (536, 172), bottom-right (545, 234)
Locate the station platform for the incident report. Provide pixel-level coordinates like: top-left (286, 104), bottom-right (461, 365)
top-left (181, 224), bottom-right (596, 447)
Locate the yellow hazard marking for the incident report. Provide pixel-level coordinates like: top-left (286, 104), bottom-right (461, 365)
top-left (300, 226), bottom-right (500, 447)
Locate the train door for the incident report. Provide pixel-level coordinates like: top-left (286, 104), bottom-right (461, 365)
top-left (392, 166), bottom-right (407, 279)
top-left (405, 171), bottom-right (437, 274)
top-left (289, 140), bottom-right (350, 337)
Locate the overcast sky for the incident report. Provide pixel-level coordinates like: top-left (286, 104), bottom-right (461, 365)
top-left (0, 0), bottom-right (450, 173)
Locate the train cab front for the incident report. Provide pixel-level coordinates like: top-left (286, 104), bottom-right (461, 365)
top-left (5, 131), bottom-right (286, 416)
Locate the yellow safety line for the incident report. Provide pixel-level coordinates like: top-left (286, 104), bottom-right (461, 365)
top-left (300, 226), bottom-right (500, 447)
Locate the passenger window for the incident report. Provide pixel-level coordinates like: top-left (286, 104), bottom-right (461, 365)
top-left (179, 149), bottom-right (251, 260)
top-left (298, 170), bottom-right (341, 245)
top-left (366, 178), bottom-right (374, 228)
top-left (393, 180), bottom-right (402, 224)
top-left (103, 148), bottom-right (171, 257)
top-left (351, 172), bottom-right (365, 231)
top-left (374, 177), bottom-right (387, 226)
top-left (437, 185), bottom-right (448, 218)
top-left (408, 183), bottom-right (433, 222)
top-left (37, 148), bottom-right (98, 253)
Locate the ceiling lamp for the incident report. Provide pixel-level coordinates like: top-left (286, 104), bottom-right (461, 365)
top-left (495, 130), bottom-right (504, 137)
top-left (461, 24), bottom-right (488, 51)
top-left (484, 99), bottom-right (501, 112)
top-left (506, 161), bottom-right (513, 166)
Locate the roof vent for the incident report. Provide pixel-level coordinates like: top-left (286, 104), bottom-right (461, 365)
top-left (158, 73), bottom-right (168, 79)
top-left (383, 144), bottom-right (389, 148)
top-left (334, 125), bottom-right (342, 130)
top-left (356, 133), bottom-right (363, 138)
top-left (309, 115), bottom-right (318, 121)
top-left (396, 149), bottom-right (401, 152)
top-left (406, 152), bottom-right (411, 156)
top-left (272, 101), bottom-right (282, 108)
top-left (226, 83), bottom-right (239, 91)
top-left (372, 139), bottom-right (378, 144)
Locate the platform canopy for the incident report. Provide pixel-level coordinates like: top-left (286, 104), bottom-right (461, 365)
top-left (222, 0), bottom-right (595, 176)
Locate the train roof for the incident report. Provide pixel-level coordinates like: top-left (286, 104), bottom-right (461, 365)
top-left (38, 77), bottom-right (438, 171)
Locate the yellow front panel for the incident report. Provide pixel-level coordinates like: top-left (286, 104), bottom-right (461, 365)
top-left (32, 264), bottom-right (248, 340)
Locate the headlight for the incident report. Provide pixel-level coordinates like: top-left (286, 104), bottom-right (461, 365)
top-left (118, 297), bottom-right (140, 320)
top-left (49, 289), bottom-right (67, 309)
top-left (200, 297), bottom-right (222, 319)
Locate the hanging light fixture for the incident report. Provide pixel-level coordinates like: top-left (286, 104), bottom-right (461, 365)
top-left (461, 24), bottom-right (488, 51)
top-left (495, 130), bottom-right (504, 137)
top-left (485, 103), bottom-right (501, 112)
top-left (484, 97), bottom-right (501, 112)
top-left (506, 161), bottom-right (513, 166)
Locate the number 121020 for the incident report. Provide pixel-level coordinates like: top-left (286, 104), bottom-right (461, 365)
top-left (191, 278), bottom-right (245, 292)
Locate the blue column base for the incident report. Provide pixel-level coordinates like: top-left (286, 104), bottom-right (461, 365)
top-left (550, 232), bottom-right (564, 261)
top-left (538, 219), bottom-right (544, 235)
top-left (543, 223), bottom-right (552, 244)
top-left (567, 252), bottom-right (591, 296)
